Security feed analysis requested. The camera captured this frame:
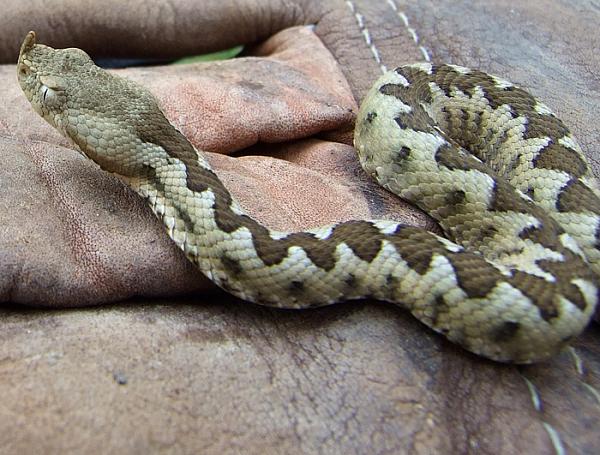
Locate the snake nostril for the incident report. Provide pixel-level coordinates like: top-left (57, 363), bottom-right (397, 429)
top-left (18, 64), bottom-right (30, 77)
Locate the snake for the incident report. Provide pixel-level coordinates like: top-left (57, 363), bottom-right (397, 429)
top-left (17, 31), bottom-right (600, 363)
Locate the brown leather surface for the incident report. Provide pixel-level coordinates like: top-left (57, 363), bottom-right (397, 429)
top-left (0, 0), bottom-right (599, 453)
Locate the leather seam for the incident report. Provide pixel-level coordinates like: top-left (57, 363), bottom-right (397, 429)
top-left (520, 373), bottom-right (566, 454)
top-left (568, 346), bottom-right (600, 407)
top-left (384, 0), bottom-right (431, 62)
top-left (344, 0), bottom-right (387, 73)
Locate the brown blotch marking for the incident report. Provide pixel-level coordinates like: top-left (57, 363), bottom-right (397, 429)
top-left (365, 112), bottom-right (377, 123)
top-left (429, 65), bottom-right (531, 112)
top-left (488, 179), bottom-right (535, 215)
top-left (436, 93), bottom-right (494, 161)
top-left (389, 226), bottom-right (504, 299)
top-left (263, 231), bottom-right (326, 268)
top-left (445, 190), bottom-right (466, 206)
top-left (434, 144), bottom-right (462, 171)
top-left (254, 220), bottom-right (387, 270)
top-left (175, 205), bottom-right (196, 234)
top-left (394, 111), bottom-right (433, 134)
top-left (557, 179), bottom-right (600, 214)
top-left (563, 282), bottom-right (589, 312)
top-left (330, 221), bottom-right (385, 263)
top-left (447, 253), bottom-right (503, 298)
top-left (426, 65), bottom-right (576, 171)
top-left (389, 226), bottom-right (442, 275)
top-left (208, 172), bottom-right (388, 269)
top-left (485, 84), bottom-right (536, 113)
top-left (430, 295), bottom-right (450, 327)
top-left (509, 249), bottom-right (592, 321)
top-left (221, 255), bottom-right (243, 277)
top-left (390, 65), bottom-right (582, 186)
top-left (289, 280), bottom-right (305, 293)
top-left (385, 274), bottom-right (397, 287)
top-left (397, 146), bottom-right (411, 160)
top-left (439, 104), bottom-right (484, 155)
top-left (378, 82), bottom-right (434, 134)
top-left (136, 109), bottom-right (214, 194)
top-left (390, 67), bottom-right (434, 105)
top-left (435, 143), bottom-right (489, 173)
top-left (395, 65), bottom-right (431, 82)
top-left (345, 273), bottom-right (358, 288)
top-left (522, 112), bottom-right (570, 141)
top-left (436, 143), bottom-right (539, 217)
top-left (536, 255), bottom-right (592, 312)
top-left (476, 225), bottom-right (499, 243)
top-left (383, 274), bottom-right (400, 300)
top-left (491, 321), bottom-right (520, 343)
top-left (509, 271), bottom-right (559, 320)
top-left (517, 222), bottom-right (561, 250)
top-left (139, 165), bottom-right (197, 234)
top-left (379, 83), bottom-right (406, 98)
top-left (533, 141), bottom-right (588, 178)
top-left (216, 202), bottom-right (387, 270)
top-left (429, 65), bottom-right (511, 110)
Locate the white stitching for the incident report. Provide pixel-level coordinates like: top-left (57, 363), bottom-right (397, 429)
top-left (542, 423), bottom-right (567, 455)
top-left (583, 383), bottom-right (600, 406)
top-left (583, 382), bottom-right (600, 405)
top-left (568, 346), bottom-right (600, 407)
top-left (522, 374), bottom-right (542, 411)
top-left (521, 374), bottom-right (566, 455)
top-left (344, 0), bottom-right (430, 74)
top-left (524, 349), bottom-right (600, 452)
top-left (345, 1), bottom-right (387, 73)
top-left (568, 346), bottom-right (584, 375)
top-left (385, 0), bottom-right (431, 62)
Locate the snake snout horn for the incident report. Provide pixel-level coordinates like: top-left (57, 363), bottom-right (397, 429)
top-left (19, 31), bottom-right (36, 56)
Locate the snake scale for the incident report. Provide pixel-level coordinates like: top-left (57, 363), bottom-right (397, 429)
top-left (17, 31), bottom-right (600, 363)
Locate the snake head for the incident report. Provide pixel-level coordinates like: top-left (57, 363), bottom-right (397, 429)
top-left (17, 31), bottom-right (98, 136)
top-left (17, 31), bottom-right (167, 177)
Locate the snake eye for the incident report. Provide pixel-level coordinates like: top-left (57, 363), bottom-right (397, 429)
top-left (39, 84), bottom-right (59, 106)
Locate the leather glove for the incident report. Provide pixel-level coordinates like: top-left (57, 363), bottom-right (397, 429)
top-left (0, 1), bottom-right (598, 453)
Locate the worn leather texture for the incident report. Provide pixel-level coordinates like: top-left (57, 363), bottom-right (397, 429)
top-left (0, 0), bottom-right (598, 453)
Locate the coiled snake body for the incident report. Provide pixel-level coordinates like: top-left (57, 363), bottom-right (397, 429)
top-left (17, 32), bottom-right (599, 363)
